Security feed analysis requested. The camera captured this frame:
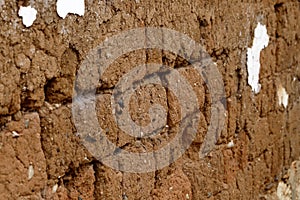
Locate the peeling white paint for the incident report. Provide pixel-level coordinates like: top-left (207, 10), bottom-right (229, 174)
top-left (247, 22), bottom-right (269, 94)
top-left (56, 0), bottom-right (85, 19)
top-left (277, 85), bottom-right (289, 108)
top-left (18, 6), bottom-right (37, 27)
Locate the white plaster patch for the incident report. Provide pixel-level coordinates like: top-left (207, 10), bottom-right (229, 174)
top-left (18, 6), bottom-right (37, 27)
top-left (247, 22), bottom-right (269, 94)
top-left (56, 0), bottom-right (85, 19)
top-left (277, 85), bottom-right (289, 108)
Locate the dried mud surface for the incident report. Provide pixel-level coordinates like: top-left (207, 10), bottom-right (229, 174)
top-left (0, 0), bottom-right (300, 199)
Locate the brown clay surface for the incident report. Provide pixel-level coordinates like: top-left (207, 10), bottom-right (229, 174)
top-left (0, 0), bottom-right (300, 199)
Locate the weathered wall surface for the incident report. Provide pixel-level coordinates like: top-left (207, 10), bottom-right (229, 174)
top-left (0, 0), bottom-right (299, 199)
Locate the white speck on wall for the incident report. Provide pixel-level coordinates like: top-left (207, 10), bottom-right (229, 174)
top-left (56, 0), bottom-right (85, 19)
top-left (227, 140), bottom-right (234, 148)
top-left (277, 85), bottom-right (289, 108)
top-left (247, 22), bottom-right (269, 94)
top-left (185, 194), bottom-right (190, 199)
top-left (18, 6), bottom-right (37, 27)
top-left (52, 184), bottom-right (58, 193)
top-left (12, 131), bottom-right (20, 138)
top-left (28, 165), bottom-right (34, 180)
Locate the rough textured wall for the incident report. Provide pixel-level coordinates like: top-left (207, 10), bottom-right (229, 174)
top-left (0, 0), bottom-right (299, 199)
